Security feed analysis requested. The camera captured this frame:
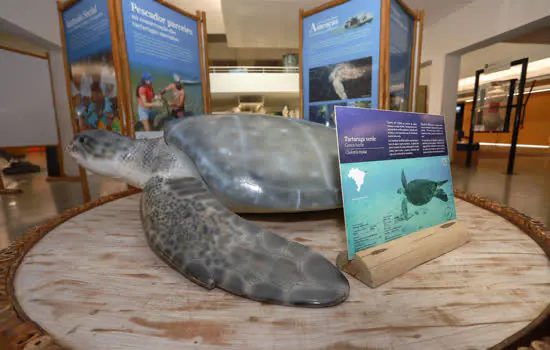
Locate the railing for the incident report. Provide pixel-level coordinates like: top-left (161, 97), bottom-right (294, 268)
top-left (209, 66), bottom-right (299, 74)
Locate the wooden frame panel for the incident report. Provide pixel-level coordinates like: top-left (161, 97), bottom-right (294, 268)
top-left (107, 0), bottom-right (129, 136)
top-left (197, 10), bottom-right (209, 114)
top-left (407, 10), bottom-right (419, 112)
top-left (201, 11), bottom-right (212, 113)
top-left (379, 0), bottom-right (391, 110)
top-left (56, 0), bottom-right (91, 203)
top-left (113, 0), bottom-right (136, 138)
top-left (413, 11), bottom-right (425, 112)
top-left (299, 8), bottom-right (304, 119)
top-left (395, 0), bottom-right (416, 19)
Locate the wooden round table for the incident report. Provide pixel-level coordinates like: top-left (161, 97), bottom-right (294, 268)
top-left (2, 190), bottom-right (550, 349)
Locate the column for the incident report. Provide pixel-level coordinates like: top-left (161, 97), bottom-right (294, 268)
top-left (427, 54), bottom-right (461, 158)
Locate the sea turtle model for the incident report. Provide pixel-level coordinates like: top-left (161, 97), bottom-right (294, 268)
top-left (398, 169), bottom-right (449, 220)
top-left (68, 113), bottom-right (349, 308)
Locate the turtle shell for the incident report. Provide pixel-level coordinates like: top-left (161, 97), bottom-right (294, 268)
top-left (164, 114), bottom-right (342, 213)
top-left (404, 179), bottom-right (439, 206)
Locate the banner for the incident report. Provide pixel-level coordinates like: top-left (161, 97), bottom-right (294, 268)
top-left (389, 0), bottom-right (415, 111)
top-left (121, 0), bottom-right (204, 133)
top-left (334, 107), bottom-right (457, 259)
top-left (302, 0), bottom-right (381, 126)
top-left (62, 0), bottom-right (122, 132)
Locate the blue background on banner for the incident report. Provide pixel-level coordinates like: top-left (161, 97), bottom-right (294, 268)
top-left (63, 0), bottom-right (112, 64)
top-left (334, 107), bottom-right (456, 259)
top-left (302, 0), bottom-right (381, 121)
top-left (122, 0), bottom-right (201, 82)
top-left (335, 107), bottom-right (448, 164)
top-left (389, 0), bottom-right (415, 108)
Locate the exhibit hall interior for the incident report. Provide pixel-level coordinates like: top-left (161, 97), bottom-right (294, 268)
top-left (0, 0), bottom-right (549, 349)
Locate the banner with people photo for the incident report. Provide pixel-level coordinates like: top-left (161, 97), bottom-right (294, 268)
top-left (301, 0), bottom-right (381, 126)
top-left (61, 0), bottom-right (122, 133)
top-left (120, 0), bottom-right (205, 134)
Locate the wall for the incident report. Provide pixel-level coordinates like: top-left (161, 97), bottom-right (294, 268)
top-left (208, 42), bottom-right (297, 66)
top-left (0, 0), bottom-right (61, 48)
top-left (210, 73), bottom-right (299, 94)
top-left (0, 32), bottom-right (48, 56)
top-left (422, 0), bottom-right (550, 64)
top-left (460, 90), bottom-right (550, 146)
top-left (0, 0), bottom-right (81, 177)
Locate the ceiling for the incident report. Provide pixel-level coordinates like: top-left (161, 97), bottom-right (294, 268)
top-left (404, 0), bottom-right (475, 27)
top-left (170, 0), bottom-right (477, 48)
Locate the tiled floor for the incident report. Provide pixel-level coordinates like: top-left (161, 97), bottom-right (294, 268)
top-left (0, 151), bottom-right (549, 250)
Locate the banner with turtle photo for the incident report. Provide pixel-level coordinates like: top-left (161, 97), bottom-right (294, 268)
top-left (301, 0), bottom-right (381, 124)
top-left (120, 0), bottom-right (205, 135)
top-left (334, 107), bottom-right (457, 259)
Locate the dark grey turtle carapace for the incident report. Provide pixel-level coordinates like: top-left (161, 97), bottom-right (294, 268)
top-left (67, 114), bottom-right (351, 307)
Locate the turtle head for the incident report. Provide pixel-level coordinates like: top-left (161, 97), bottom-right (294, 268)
top-left (397, 188), bottom-right (404, 195)
top-left (67, 130), bottom-right (136, 181)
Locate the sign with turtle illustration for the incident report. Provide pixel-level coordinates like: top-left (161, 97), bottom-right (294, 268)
top-left (334, 106), bottom-right (457, 259)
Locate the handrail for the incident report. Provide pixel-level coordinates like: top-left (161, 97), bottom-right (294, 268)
top-left (209, 66), bottom-right (299, 74)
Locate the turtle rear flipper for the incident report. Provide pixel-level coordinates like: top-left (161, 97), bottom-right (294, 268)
top-left (141, 176), bottom-right (350, 308)
top-left (438, 180), bottom-right (449, 186)
top-left (435, 188), bottom-right (448, 202)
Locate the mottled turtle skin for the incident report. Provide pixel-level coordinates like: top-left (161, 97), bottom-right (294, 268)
top-left (68, 114), bottom-right (350, 308)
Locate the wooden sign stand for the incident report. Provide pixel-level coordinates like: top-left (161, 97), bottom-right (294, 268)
top-left (336, 220), bottom-right (470, 288)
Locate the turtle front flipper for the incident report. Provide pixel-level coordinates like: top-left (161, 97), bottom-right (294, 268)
top-left (401, 198), bottom-right (409, 220)
top-left (401, 169), bottom-right (407, 189)
top-left (435, 188), bottom-right (449, 202)
top-left (140, 176), bottom-right (350, 308)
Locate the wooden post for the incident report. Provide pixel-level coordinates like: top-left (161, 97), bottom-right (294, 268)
top-left (113, 0), bottom-right (136, 138)
top-left (56, 0), bottom-right (91, 203)
top-left (299, 8), bottom-right (304, 119)
top-left (407, 10), bottom-right (419, 112)
top-left (197, 10), bottom-right (209, 115)
top-left (107, 0), bottom-right (129, 136)
top-left (336, 220), bottom-right (470, 288)
top-left (201, 11), bottom-right (212, 114)
top-left (378, 0), bottom-right (391, 110)
top-left (413, 10), bottom-right (424, 112)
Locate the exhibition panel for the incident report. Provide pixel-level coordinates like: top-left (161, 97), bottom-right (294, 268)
top-left (300, 0), bottom-right (423, 124)
top-left (59, 0), bottom-right (123, 134)
top-left (118, 0), bottom-right (208, 135)
top-left (301, 0), bottom-right (382, 126)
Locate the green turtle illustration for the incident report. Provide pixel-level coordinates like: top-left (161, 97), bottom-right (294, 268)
top-left (397, 169), bottom-right (449, 220)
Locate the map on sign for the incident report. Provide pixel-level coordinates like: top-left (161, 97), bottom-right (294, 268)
top-left (348, 168), bottom-right (366, 192)
top-left (334, 106), bottom-right (457, 259)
